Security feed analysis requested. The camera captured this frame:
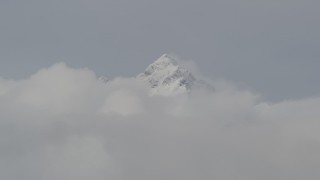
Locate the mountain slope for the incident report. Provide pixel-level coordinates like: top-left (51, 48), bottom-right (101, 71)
top-left (137, 54), bottom-right (212, 96)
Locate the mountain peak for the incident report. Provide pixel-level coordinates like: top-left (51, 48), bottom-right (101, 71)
top-left (154, 53), bottom-right (178, 65)
top-left (138, 54), bottom-right (211, 96)
top-left (99, 54), bottom-right (213, 96)
top-left (143, 54), bottom-right (179, 76)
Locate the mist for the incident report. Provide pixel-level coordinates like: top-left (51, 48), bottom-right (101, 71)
top-left (1, 62), bottom-right (320, 180)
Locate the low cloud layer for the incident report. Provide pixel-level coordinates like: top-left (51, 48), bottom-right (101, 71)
top-left (1, 63), bottom-right (320, 180)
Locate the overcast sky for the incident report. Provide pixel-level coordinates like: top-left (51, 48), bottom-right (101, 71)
top-left (1, 0), bottom-right (320, 101)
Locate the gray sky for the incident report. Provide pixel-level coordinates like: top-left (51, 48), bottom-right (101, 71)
top-left (1, 0), bottom-right (320, 101)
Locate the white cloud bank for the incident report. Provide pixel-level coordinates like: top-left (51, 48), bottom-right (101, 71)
top-left (1, 62), bottom-right (320, 180)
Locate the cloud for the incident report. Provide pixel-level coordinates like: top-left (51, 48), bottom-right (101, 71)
top-left (100, 88), bottom-right (145, 116)
top-left (7, 63), bottom-right (101, 115)
top-left (1, 63), bottom-right (320, 180)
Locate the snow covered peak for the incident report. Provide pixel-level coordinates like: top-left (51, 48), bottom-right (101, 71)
top-left (141, 54), bottom-right (180, 78)
top-left (138, 54), bottom-right (211, 96)
top-left (98, 54), bottom-right (213, 96)
top-left (152, 53), bottom-right (178, 67)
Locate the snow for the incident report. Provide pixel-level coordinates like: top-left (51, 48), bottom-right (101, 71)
top-left (98, 54), bottom-right (213, 96)
top-left (137, 54), bottom-right (212, 96)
